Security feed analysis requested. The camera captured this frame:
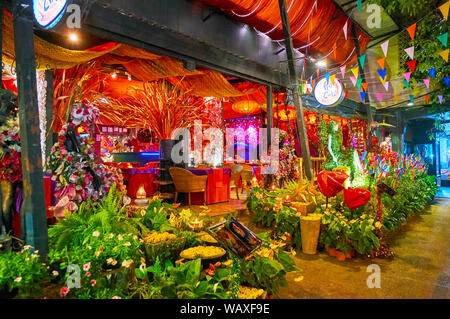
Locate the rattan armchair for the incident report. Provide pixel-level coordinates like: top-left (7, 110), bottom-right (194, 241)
top-left (169, 167), bottom-right (208, 206)
top-left (240, 164), bottom-right (254, 194)
top-left (225, 164), bottom-right (243, 199)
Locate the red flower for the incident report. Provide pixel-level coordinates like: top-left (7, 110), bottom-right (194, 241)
top-left (67, 156), bottom-right (73, 162)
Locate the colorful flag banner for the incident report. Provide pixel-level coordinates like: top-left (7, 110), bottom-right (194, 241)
top-left (439, 1), bottom-right (450, 20)
top-left (345, 90), bottom-right (348, 100)
top-left (438, 95), bottom-right (443, 104)
top-left (357, 0), bottom-right (362, 12)
top-left (325, 73), bottom-right (330, 83)
top-left (381, 40), bottom-right (389, 57)
top-left (437, 32), bottom-right (448, 47)
top-left (439, 49), bottom-right (449, 62)
top-left (406, 60), bottom-right (417, 73)
top-left (378, 68), bottom-right (387, 80)
top-left (340, 65), bottom-right (346, 79)
top-left (444, 77), bottom-right (450, 86)
top-left (409, 95), bottom-right (414, 104)
top-left (428, 68), bottom-right (436, 78)
top-left (384, 81), bottom-right (389, 92)
top-left (404, 79), bottom-right (410, 89)
top-left (377, 93), bottom-right (383, 103)
top-left (361, 82), bottom-right (368, 92)
top-left (356, 78), bottom-right (363, 89)
top-left (330, 74), bottom-right (336, 84)
top-left (423, 78), bottom-right (430, 89)
top-left (404, 46), bottom-right (415, 60)
top-left (360, 91), bottom-right (366, 102)
top-left (403, 72), bottom-right (412, 82)
top-left (343, 21), bottom-right (348, 40)
top-left (407, 23), bottom-right (417, 41)
top-left (424, 95), bottom-right (429, 104)
top-left (376, 57), bottom-right (385, 69)
top-left (351, 66), bottom-right (359, 78)
top-left (359, 54), bottom-right (366, 69)
top-left (350, 75), bottom-right (357, 87)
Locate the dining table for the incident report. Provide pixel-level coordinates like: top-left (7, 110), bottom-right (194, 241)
top-left (122, 167), bottom-right (159, 198)
top-left (187, 167), bottom-right (231, 205)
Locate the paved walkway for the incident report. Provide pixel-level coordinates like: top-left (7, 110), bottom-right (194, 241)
top-left (279, 198), bottom-right (450, 299)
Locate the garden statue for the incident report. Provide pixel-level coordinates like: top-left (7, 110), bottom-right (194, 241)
top-left (327, 120), bottom-right (339, 164)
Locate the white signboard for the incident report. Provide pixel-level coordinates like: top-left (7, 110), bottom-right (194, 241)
top-left (314, 78), bottom-right (344, 107)
top-left (33, 0), bottom-right (68, 29)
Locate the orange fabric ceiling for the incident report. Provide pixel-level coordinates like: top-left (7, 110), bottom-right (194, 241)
top-left (198, 0), bottom-right (370, 66)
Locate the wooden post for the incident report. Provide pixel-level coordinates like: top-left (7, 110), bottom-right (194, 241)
top-left (351, 24), bottom-right (374, 146)
top-left (266, 84), bottom-right (273, 147)
top-left (12, 0), bottom-right (48, 257)
top-left (277, 0), bottom-right (313, 180)
top-left (45, 70), bottom-right (54, 166)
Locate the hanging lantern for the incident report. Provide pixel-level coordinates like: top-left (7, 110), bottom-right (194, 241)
top-left (273, 106), bottom-right (296, 121)
top-left (309, 113), bottom-right (317, 124)
top-left (232, 100), bottom-right (261, 114)
top-left (341, 118), bottom-right (348, 126)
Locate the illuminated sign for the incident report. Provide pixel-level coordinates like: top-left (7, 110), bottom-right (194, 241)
top-left (33, 0), bottom-right (68, 29)
top-left (314, 78), bottom-right (344, 107)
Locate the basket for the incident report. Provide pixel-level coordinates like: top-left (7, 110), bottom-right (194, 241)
top-left (299, 214), bottom-right (322, 254)
top-left (291, 201), bottom-right (316, 216)
top-left (144, 236), bottom-right (186, 265)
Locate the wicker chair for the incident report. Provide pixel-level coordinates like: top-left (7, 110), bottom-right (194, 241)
top-left (225, 164), bottom-right (243, 199)
top-left (169, 167), bottom-right (208, 206)
top-left (240, 164), bottom-right (254, 194)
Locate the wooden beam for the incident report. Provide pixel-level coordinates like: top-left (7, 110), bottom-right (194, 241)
top-left (45, 70), bottom-right (53, 166)
top-left (278, 0), bottom-right (313, 180)
top-left (12, 0), bottom-right (48, 257)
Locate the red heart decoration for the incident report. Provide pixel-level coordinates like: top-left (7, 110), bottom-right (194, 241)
top-left (344, 187), bottom-right (371, 210)
top-left (317, 170), bottom-right (349, 198)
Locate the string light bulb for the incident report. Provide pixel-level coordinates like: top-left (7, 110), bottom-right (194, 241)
top-left (68, 32), bottom-right (79, 42)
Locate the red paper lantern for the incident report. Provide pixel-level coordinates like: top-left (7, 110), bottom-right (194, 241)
top-left (344, 187), bottom-right (371, 210)
top-left (232, 100), bottom-right (261, 114)
top-left (317, 170), bottom-right (349, 198)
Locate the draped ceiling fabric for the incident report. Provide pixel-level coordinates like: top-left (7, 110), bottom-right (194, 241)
top-left (198, 0), bottom-right (370, 66)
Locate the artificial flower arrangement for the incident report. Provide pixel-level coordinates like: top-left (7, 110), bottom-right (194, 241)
top-left (274, 130), bottom-right (298, 185)
top-left (0, 115), bottom-right (22, 183)
top-left (47, 100), bottom-right (125, 214)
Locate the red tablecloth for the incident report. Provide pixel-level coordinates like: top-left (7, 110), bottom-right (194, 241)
top-left (190, 168), bottom-right (231, 205)
top-left (44, 176), bottom-right (52, 218)
top-left (125, 171), bottom-right (156, 198)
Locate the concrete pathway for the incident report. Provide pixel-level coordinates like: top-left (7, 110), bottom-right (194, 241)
top-left (279, 198), bottom-right (450, 299)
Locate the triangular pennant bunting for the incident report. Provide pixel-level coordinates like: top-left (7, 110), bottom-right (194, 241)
top-left (345, 90), bottom-right (348, 100)
top-left (350, 75), bottom-right (357, 87)
top-left (439, 1), bottom-right (450, 20)
top-left (406, 60), bottom-right (417, 73)
top-left (356, 78), bottom-right (363, 89)
top-left (325, 73), bottom-right (330, 83)
top-left (394, 94), bottom-right (399, 103)
top-left (357, 0), bottom-right (362, 12)
top-left (444, 77), bottom-right (450, 86)
top-left (361, 82), bottom-right (368, 92)
top-left (381, 40), bottom-right (389, 57)
top-left (423, 78), bottom-right (430, 89)
top-left (409, 95), bottom-right (414, 104)
top-left (404, 79), bottom-right (410, 89)
top-left (428, 68), bottom-right (436, 78)
top-left (438, 95), bottom-right (443, 104)
top-left (340, 65), bottom-right (346, 79)
top-left (384, 81), bottom-right (390, 92)
top-left (404, 46), bottom-right (415, 60)
top-left (424, 95), bottom-right (429, 104)
top-left (359, 54), bottom-right (366, 69)
top-left (403, 72), bottom-right (412, 82)
top-left (437, 32), bottom-right (448, 47)
top-left (438, 49), bottom-right (449, 62)
top-left (330, 74), bottom-right (336, 84)
top-left (407, 23), bottom-right (416, 41)
top-left (377, 68), bottom-right (387, 80)
top-left (351, 66), bottom-right (359, 78)
top-left (360, 91), bottom-right (366, 102)
top-left (377, 93), bottom-right (383, 103)
top-left (376, 57), bottom-right (385, 69)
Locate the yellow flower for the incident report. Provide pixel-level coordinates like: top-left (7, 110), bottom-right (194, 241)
top-left (294, 276), bottom-right (304, 282)
top-left (361, 214), bottom-right (366, 219)
top-left (375, 221), bottom-right (382, 229)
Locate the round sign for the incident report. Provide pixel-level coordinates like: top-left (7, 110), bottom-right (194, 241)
top-left (33, 0), bottom-right (68, 29)
top-left (314, 78), bottom-right (344, 107)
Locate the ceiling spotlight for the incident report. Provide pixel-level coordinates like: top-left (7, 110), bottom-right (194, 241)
top-left (68, 32), bottom-right (79, 42)
top-left (111, 72), bottom-right (117, 79)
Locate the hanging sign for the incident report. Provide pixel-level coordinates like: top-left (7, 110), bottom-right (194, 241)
top-left (33, 0), bottom-right (69, 29)
top-left (314, 77), bottom-right (344, 106)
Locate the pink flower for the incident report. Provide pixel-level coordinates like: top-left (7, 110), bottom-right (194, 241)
top-left (83, 262), bottom-right (91, 271)
top-left (59, 287), bottom-right (70, 297)
top-left (90, 279), bottom-right (96, 287)
top-left (112, 296), bottom-right (121, 299)
top-left (86, 272), bottom-right (91, 277)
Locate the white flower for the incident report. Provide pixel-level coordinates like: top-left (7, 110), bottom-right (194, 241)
top-left (25, 258), bottom-right (30, 262)
top-left (14, 277), bottom-right (22, 282)
top-left (92, 231), bottom-right (100, 237)
top-left (122, 260), bottom-right (133, 268)
top-left (108, 233), bottom-right (114, 239)
top-left (52, 270), bottom-right (59, 276)
top-left (23, 245), bottom-right (32, 250)
top-left (83, 262), bottom-right (91, 271)
top-left (123, 242), bottom-right (131, 247)
top-left (117, 235), bottom-right (123, 241)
